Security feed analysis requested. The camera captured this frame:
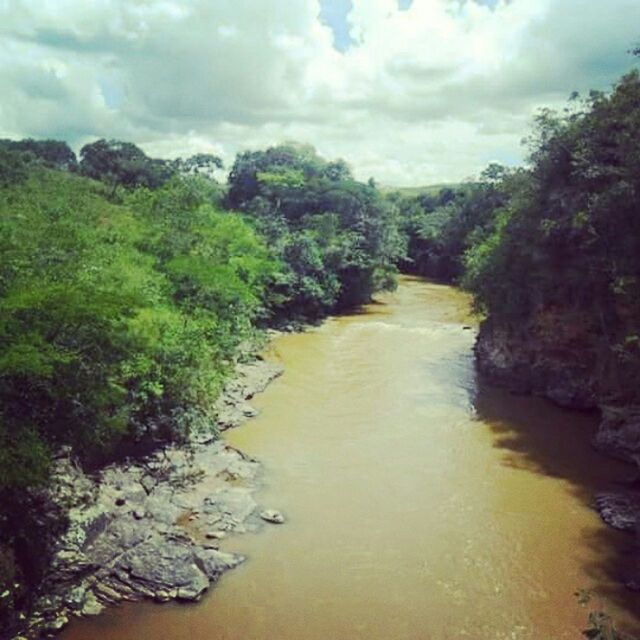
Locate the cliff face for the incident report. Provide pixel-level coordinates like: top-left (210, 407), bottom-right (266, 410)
top-left (474, 313), bottom-right (640, 465)
top-left (474, 314), bottom-right (598, 410)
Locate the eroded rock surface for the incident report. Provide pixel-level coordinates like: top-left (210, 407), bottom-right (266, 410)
top-left (594, 492), bottom-right (640, 532)
top-left (259, 509), bottom-right (285, 524)
top-left (474, 318), bottom-right (598, 410)
top-left (214, 360), bottom-right (284, 431)
top-left (19, 357), bottom-right (284, 639)
top-left (593, 407), bottom-right (640, 465)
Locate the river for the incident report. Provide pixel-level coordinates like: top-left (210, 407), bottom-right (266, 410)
top-left (63, 277), bottom-right (640, 639)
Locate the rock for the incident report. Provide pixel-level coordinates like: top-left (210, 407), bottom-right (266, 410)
top-left (593, 407), bottom-right (640, 465)
top-left (214, 360), bottom-right (284, 431)
top-left (45, 615), bottom-right (69, 632)
top-left (194, 549), bottom-right (244, 577)
top-left (145, 495), bottom-right (181, 525)
top-left (594, 492), bottom-right (640, 532)
top-left (474, 318), bottom-right (597, 410)
top-left (202, 488), bottom-right (257, 531)
top-left (65, 585), bottom-right (87, 610)
top-left (14, 354), bottom-right (283, 639)
top-left (175, 569), bottom-right (209, 602)
top-left (94, 582), bottom-right (124, 604)
top-left (243, 406), bottom-right (259, 418)
top-left (154, 590), bottom-right (172, 603)
top-left (260, 509), bottom-right (285, 524)
top-left (123, 537), bottom-right (214, 600)
top-left (191, 432), bottom-right (217, 445)
top-left (81, 592), bottom-right (104, 617)
top-left (205, 531), bottom-right (226, 540)
top-left (141, 475), bottom-right (157, 495)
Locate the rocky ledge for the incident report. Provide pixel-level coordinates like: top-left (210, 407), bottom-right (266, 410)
top-left (17, 358), bottom-right (284, 639)
top-left (474, 318), bottom-right (598, 410)
top-left (475, 317), bottom-right (640, 590)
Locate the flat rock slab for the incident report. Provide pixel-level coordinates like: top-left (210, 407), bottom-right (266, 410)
top-left (214, 360), bottom-right (284, 431)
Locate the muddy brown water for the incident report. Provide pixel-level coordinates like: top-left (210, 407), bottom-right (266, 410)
top-left (63, 277), bottom-right (640, 639)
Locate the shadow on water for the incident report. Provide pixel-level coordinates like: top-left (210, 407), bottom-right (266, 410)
top-left (337, 298), bottom-right (389, 317)
top-left (473, 380), bottom-right (640, 634)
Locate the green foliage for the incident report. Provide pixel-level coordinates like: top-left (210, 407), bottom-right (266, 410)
top-left (0, 154), bottom-right (283, 628)
top-left (0, 166), bottom-right (280, 492)
top-left (227, 144), bottom-right (403, 319)
top-left (79, 139), bottom-right (172, 196)
top-left (78, 139), bottom-right (226, 202)
top-left (0, 138), bottom-right (75, 187)
top-left (0, 147), bottom-right (29, 187)
top-left (392, 174), bottom-right (508, 282)
top-left (463, 69), bottom-right (640, 404)
top-left (0, 138), bottom-right (76, 171)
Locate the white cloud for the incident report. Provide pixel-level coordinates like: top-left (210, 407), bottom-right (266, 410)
top-left (0, 0), bottom-right (637, 185)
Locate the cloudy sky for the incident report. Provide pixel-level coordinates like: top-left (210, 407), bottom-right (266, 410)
top-left (0, 0), bottom-right (638, 185)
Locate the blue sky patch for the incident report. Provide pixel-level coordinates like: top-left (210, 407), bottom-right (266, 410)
top-left (319, 0), bottom-right (355, 53)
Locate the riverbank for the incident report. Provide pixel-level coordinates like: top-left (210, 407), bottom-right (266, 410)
top-left (475, 318), bottom-right (640, 591)
top-left (15, 279), bottom-right (640, 639)
top-left (60, 278), bottom-right (640, 640)
top-left (12, 355), bottom-right (284, 639)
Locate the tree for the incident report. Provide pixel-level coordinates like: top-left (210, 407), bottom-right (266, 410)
top-left (79, 139), bottom-right (171, 196)
top-left (0, 139), bottom-right (76, 171)
top-left (171, 153), bottom-right (224, 179)
top-left (227, 144), bottom-right (403, 319)
top-left (463, 70), bottom-right (640, 405)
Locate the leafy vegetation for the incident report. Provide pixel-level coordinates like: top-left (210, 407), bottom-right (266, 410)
top-left (0, 139), bottom-right (405, 494)
top-left (463, 70), bottom-right (640, 406)
top-left (385, 166), bottom-right (509, 282)
top-left (388, 67), bottom-right (640, 416)
top-left (1, 57), bottom-right (639, 636)
top-left (0, 166), bottom-right (277, 490)
top-left (0, 140), bottom-right (408, 626)
top-left (227, 143), bottom-right (404, 318)
top-left (0, 153), bottom-right (280, 625)
top-left (1, 68), bottom-right (639, 489)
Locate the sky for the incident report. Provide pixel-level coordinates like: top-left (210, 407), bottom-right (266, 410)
top-left (0, 0), bottom-right (638, 186)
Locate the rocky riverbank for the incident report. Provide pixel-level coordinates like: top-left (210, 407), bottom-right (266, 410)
top-left (474, 318), bottom-right (598, 411)
top-left (475, 318), bottom-right (640, 589)
top-left (11, 357), bottom-right (284, 640)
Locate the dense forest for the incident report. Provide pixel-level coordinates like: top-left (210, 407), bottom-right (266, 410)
top-left (0, 62), bottom-right (639, 637)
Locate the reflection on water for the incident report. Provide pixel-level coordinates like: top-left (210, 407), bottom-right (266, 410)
top-left (63, 277), bottom-right (640, 640)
